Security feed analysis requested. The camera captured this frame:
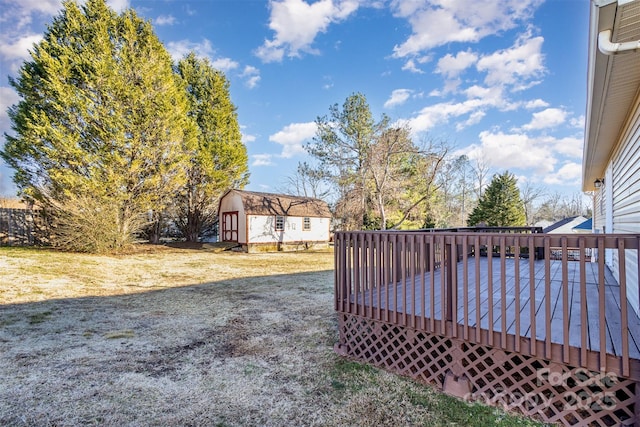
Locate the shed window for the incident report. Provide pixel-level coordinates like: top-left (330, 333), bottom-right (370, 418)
top-left (303, 217), bottom-right (311, 231)
top-left (275, 216), bottom-right (284, 231)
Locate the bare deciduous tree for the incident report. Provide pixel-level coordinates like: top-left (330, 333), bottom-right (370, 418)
top-left (471, 153), bottom-right (492, 199)
top-left (519, 181), bottom-right (546, 225)
top-left (280, 162), bottom-right (331, 200)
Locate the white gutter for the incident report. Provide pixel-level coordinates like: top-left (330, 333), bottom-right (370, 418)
top-left (598, 29), bottom-right (640, 55)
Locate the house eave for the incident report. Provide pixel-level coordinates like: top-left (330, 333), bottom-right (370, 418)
top-left (583, 0), bottom-right (640, 191)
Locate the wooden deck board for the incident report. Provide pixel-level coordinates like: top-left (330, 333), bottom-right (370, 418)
top-left (357, 257), bottom-right (640, 360)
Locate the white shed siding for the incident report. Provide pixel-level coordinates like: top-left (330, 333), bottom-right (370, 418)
top-left (247, 215), bottom-right (329, 243)
top-left (218, 192), bottom-right (247, 244)
top-left (611, 95), bottom-right (640, 315)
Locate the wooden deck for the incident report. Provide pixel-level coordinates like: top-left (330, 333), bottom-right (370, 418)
top-left (356, 257), bottom-right (640, 360)
top-left (334, 230), bottom-right (640, 425)
top-left (335, 231), bottom-right (640, 378)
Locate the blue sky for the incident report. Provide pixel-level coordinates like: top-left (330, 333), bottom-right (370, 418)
top-left (0, 0), bottom-right (589, 198)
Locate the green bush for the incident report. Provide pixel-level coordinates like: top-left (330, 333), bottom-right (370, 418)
top-left (50, 194), bottom-right (148, 253)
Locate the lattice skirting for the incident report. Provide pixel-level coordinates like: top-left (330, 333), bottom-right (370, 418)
top-left (335, 313), bottom-right (639, 427)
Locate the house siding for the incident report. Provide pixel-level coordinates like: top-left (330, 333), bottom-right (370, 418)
top-left (594, 187), bottom-right (606, 234)
top-left (611, 91), bottom-right (640, 315)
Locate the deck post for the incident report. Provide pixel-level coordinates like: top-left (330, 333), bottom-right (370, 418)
top-left (394, 235), bottom-right (402, 283)
top-left (445, 241), bottom-right (453, 324)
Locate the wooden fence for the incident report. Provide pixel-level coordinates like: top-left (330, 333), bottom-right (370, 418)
top-left (0, 208), bottom-right (49, 246)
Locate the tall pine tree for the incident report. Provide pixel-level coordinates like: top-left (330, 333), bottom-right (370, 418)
top-left (175, 53), bottom-right (248, 242)
top-left (467, 171), bottom-right (526, 227)
top-left (308, 93), bottom-right (380, 230)
top-left (1, 0), bottom-right (196, 252)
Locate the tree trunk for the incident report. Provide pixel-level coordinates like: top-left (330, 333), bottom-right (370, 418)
top-left (378, 193), bottom-right (386, 230)
top-left (148, 218), bottom-right (162, 244)
top-left (185, 209), bottom-right (201, 243)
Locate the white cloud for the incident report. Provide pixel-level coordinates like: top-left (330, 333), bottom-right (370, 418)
top-left (0, 34), bottom-right (42, 73)
top-left (384, 89), bottom-right (413, 108)
top-left (570, 115), bottom-right (585, 129)
top-left (401, 58), bottom-right (424, 74)
top-left (476, 31), bottom-right (545, 88)
top-left (456, 110), bottom-right (485, 131)
top-left (466, 130), bottom-right (557, 174)
top-left (255, 0), bottom-right (360, 63)
top-left (463, 85), bottom-right (491, 100)
top-left (167, 39), bottom-right (240, 72)
top-left (210, 57), bottom-right (240, 72)
top-left (543, 161), bottom-right (582, 185)
top-left (436, 49), bottom-right (478, 78)
top-left (0, 0), bottom-right (130, 73)
top-left (240, 65), bottom-right (261, 89)
top-left (252, 154), bottom-right (274, 167)
top-left (403, 100), bottom-right (482, 133)
top-left (106, 0), bottom-right (130, 12)
top-left (404, 85), bottom-right (510, 133)
top-left (427, 32), bottom-right (545, 110)
top-left (167, 39), bottom-right (213, 61)
top-left (241, 128), bottom-right (257, 143)
top-left (390, 0), bottom-right (542, 58)
top-left (463, 130), bottom-right (582, 184)
top-left (547, 135), bottom-right (583, 158)
top-left (245, 75), bottom-right (261, 89)
top-left (269, 122), bottom-right (316, 158)
top-left (523, 99), bottom-right (549, 109)
top-left (522, 107), bottom-right (567, 130)
top-left (0, 86), bottom-right (20, 133)
top-left (154, 15), bottom-right (177, 26)
top-left (3, 0), bottom-right (61, 18)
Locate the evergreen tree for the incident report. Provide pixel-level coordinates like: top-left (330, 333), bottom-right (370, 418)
top-left (308, 92), bottom-right (378, 230)
top-left (175, 53), bottom-right (249, 242)
top-left (1, 0), bottom-right (196, 251)
top-left (467, 171), bottom-right (526, 227)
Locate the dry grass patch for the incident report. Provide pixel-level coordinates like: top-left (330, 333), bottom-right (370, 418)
top-left (0, 246), bottom-right (546, 426)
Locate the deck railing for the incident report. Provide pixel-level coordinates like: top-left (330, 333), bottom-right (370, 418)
top-left (334, 230), bottom-right (640, 379)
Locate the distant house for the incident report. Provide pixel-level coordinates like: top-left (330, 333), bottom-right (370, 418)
top-left (583, 0), bottom-right (640, 313)
top-left (218, 189), bottom-right (331, 252)
top-left (544, 216), bottom-right (591, 260)
top-left (542, 215), bottom-right (589, 234)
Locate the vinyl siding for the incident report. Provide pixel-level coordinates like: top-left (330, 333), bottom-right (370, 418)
top-left (611, 93), bottom-right (640, 315)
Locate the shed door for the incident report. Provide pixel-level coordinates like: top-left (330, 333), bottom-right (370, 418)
top-left (221, 211), bottom-right (238, 242)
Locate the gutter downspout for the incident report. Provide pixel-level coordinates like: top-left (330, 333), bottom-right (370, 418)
top-left (598, 29), bottom-right (640, 55)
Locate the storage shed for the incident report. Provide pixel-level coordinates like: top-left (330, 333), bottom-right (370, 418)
top-left (218, 189), bottom-right (331, 252)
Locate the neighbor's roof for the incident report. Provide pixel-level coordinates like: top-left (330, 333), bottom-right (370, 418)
top-left (543, 216), bottom-right (588, 233)
top-left (583, 0), bottom-right (640, 191)
top-left (573, 217), bottom-right (593, 232)
top-left (223, 189), bottom-right (332, 218)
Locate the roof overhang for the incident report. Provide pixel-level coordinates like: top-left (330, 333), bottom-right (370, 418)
top-left (583, 0), bottom-right (640, 191)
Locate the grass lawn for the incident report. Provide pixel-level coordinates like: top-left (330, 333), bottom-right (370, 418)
top-left (0, 245), bottom-right (548, 426)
